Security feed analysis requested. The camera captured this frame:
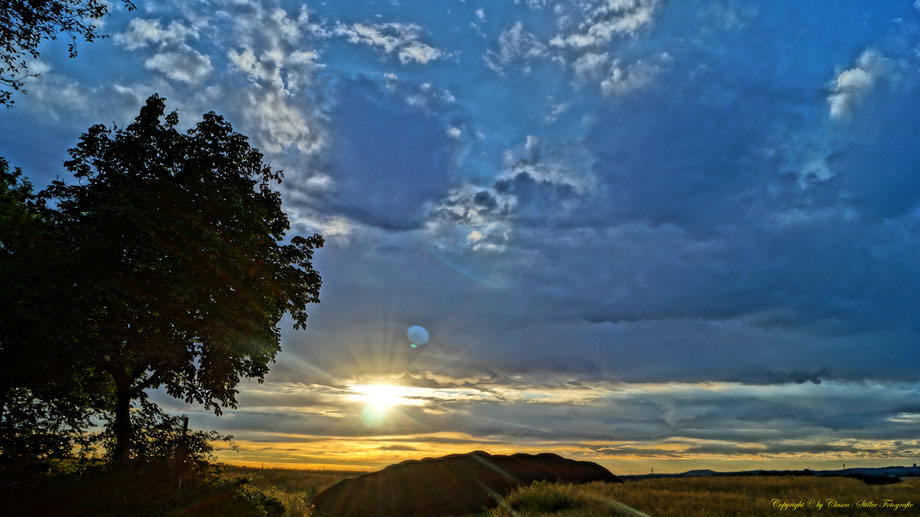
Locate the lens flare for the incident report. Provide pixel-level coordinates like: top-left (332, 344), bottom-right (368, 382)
top-left (407, 325), bottom-right (429, 347)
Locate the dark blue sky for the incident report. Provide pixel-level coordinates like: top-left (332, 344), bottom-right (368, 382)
top-left (3, 0), bottom-right (920, 471)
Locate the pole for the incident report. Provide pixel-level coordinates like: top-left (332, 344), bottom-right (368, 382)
top-left (177, 416), bottom-right (189, 491)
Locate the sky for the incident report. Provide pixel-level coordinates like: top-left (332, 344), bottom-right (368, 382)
top-left (3, 0), bottom-right (920, 474)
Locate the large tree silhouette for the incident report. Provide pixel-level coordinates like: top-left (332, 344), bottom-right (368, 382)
top-left (44, 95), bottom-right (323, 462)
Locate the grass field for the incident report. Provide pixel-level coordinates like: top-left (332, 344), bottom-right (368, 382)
top-left (487, 477), bottom-right (920, 517)
top-left (219, 465), bottom-right (364, 516)
top-left (221, 466), bottom-right (920, 516)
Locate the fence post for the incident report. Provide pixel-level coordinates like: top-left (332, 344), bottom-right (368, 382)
top-left (176, 416), bottom-right (189, 491)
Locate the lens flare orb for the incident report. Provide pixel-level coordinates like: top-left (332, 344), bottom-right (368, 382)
top-left (407, 325), bottom-right (429, 348)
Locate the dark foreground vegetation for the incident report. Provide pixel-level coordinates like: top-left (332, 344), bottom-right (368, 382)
top-left (1, 462), bottom-right (286, 517)
top-left (2, 74), bottom-right (321, 517)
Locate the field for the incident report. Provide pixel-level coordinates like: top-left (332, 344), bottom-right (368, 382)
top-left (219, 465), bottom-right (365, 516)
top-left (224, 466), bottom-right (920, 516)
top-left (486, 476), bottom-right (920, 516)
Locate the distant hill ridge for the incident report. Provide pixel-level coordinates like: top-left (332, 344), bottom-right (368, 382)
top-left (311, 450), bottom-right (620, 517)
top-left (623, 465), bottom-right (920, 485)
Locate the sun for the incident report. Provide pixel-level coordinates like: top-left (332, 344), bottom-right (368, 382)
top-left (350, 384), bottom-right (421, 425)
top-left (351, 384), bottom-right (418, 411)
top-left (358, 385), bottom-right (403, 410)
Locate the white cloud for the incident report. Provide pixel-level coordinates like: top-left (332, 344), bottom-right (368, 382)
top-left (545, 97), bottom-right (570, 123)
top-left (114, 16), bottom-right (216, 86)
top-left (383, 72), bottom-right (399, 90)
top-left (828, 50), bottom-right (886, 120)
top-left (114, 18), bottom-right (195, 50)
top-left (225, 8), bottom-right (324, 95)
top-left (485, 22), bottom-right (548, 72)
top-left (600, 52), bottom-right (670, 96)
top-left (525, 135), bottom-right (540, 153)
top-left (25, 58), bottom-right (52, 75)
top-left (145, 46), bottom-right (213, 85)
top-left (446, 126), bottom-right (462, 138)
top-left (573, 52), bottom-right (609, 80)
top-left (515, 0), bottom-right (551, 8)
top-left (476, 8), bottom-right (485, 21)
top-left (550, 0), bottom-right (658, 49)
top-left (398, 41), bottom-right (444, 64)
top-left (19, 73), bottom-right (90, 119)
top-left (237, 88), bottom-right (322, 155)
top-left (206, 5), bottom-right (325, 155)
top-left (397, 81), bottom-right (456, 112)
top-left (334, 22), bottom-right (448, 65)
top-left (470, 22), bottom-right (487, 39)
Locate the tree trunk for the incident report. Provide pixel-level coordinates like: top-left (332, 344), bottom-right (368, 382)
top-left (112, 377), bottom-right (132, 464)
top-left (0, 381), bottom-right (9, 432)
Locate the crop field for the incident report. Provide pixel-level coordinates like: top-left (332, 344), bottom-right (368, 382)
top-left (486, 476), bottom-right (920, 516)
top-left (224, 466), bottom-right (920, 517)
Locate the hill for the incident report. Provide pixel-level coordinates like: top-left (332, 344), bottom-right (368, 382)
top-left (311, 451), bottom-right (619, 517)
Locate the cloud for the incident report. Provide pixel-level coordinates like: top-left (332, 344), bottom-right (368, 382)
top-left (159, 375), bottom-right (920, 469)
top-left (573, 52), bottom-right (610, 81)
top-left (485, 22), bottom-right (548, 72)
top-left (292, 78), bottom-right (451, 231)
top-left (398, 41), bottom-right (446, 65)
top-left (426, 135), bottom-right (597, 252)
top-left (401, 81), bottom-right (456, 112)
top-left (234, 88), bottom-right (319, 155)
top-left (828, 50), bottom-right (886, 120)
top-left (224, 6), bottom-right (324, 95)
top-left (213, 4), bottom-right (325, 154)
top-left (515, 0), bottom-right (551, 9)
top-left (600, 52), bottom-right (670, 96)
top-left (334, 22), bottom-right (449, 65)
top-left (550, 0), bottom-right (658, 49)
top-left (113, 16), bottom-right (213, 86)
top-left (144, 46), bottom-right (213, 85)
top-left (226, 47), bottom-right (322, 93)
top-left (113, 17), bottom-right (195, 50)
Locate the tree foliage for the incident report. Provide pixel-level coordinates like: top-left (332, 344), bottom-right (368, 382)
top-left (1, 95), bottom-right (323, 470)
top-left (1, 158), bottom-right (100, 472)
top-left (40, 94), bottom-right (323, 461)
top-left (0, 0), bottom-right (135, 106)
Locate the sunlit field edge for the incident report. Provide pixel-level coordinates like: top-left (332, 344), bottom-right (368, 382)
top-left (222, 466), bottom-right (920, 517)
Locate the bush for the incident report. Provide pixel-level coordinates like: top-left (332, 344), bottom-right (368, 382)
top-left (0, 462), bottom-right (286, 516)
top-left (509, 480), bottom-right (582, 513)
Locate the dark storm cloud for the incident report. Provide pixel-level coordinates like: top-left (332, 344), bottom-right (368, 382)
top-left (297, 78), bottom-right (452, 231)
top-left (832, 81), bottom-right (920, 219)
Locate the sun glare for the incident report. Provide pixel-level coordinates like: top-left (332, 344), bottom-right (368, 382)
top-left (351, 384), bottom-right (420, 411)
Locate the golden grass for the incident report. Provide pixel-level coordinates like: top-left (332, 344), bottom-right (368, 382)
top-left (218, 464), bottom-right (362, 517)
top-left (486, 476), bottom-right (920, 517)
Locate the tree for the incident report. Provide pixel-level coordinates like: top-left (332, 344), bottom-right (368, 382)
top-left (43, 95), bottom-right (323, 462)
top-left (1, 158), bottom-right (99, 471)
top-left (0, 0), bottom-right (135, 106)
